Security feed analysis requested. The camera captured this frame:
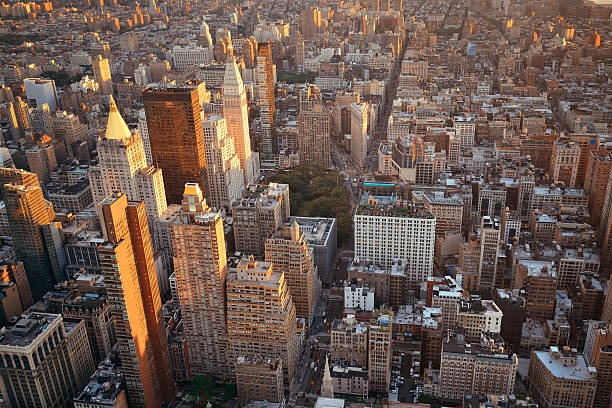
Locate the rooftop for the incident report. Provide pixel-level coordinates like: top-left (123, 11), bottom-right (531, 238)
top-left (533, 347), bottom-right (595, 381)
top-left (0, 312), bottom-right (61, 349)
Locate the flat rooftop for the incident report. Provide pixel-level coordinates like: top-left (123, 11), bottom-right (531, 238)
top-left (0, 313), bottom-right (61, 348)
top-left (533, 349), bottom-right (594, 381)
top-left (291, 216), bottom-right (335, 246)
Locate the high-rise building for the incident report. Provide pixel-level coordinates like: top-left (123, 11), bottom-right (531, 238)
top-left (0, 169), bottom-right (64, 300)
top-left (439, 331), bottom-right (518, 400)
top-left (25, 143), bottom-right (56, 186)
top-left (297, 86), bottom-right (331, 168)
top-left (50, 110), bottom-right (88, 159)
top-left (0, 312), bottom-right (94, 407)
top-left (514, 260), bottom-right (558, 320)
top-left (529, 347), bottom-right (596, 408)
top-left (583, 322), bottom-right (612, 408)
top-left (137, 109), bottom-right (153, 165)
top-left (368, 312), bottom-right (392, 393)
top-left (550, 142), bottom-right (581, 188)
top-left (330, 316), bottom-right (368, 368)
top-left (143, 86), bottom-right (209, 203)
top-left (350, 102), bottom-right (370, 169)
top-left (478, 216), bottom-right (501, 293)
top-left (353, 197), bottom-right (435, 284)
top-left (92, 55), bottom-right (113, 96)
top-left (226, 258), bottom-right (298, 382)
top-left (223, 57), bottom-right (259, 185)
top-left (170, 184), bottom-right (230, 377)
top-left (0, 262), bottom-right (33, 310)
top-left (256, 43), bottom-right (276, 156)
top-left (585, 150), bottom-right (612, 226)
top-left (202, 115), bottom-right (244, 211)
top-left (232, 183), bottom-right (290, 254)
top-left (24, 78), bottom-right (58, 111)
top-left (89, 97), bottom-right (167, 221)
top-left (97, 193), bottom-right (175, 407)
top-left (265, 222), bottom-right (316, 322)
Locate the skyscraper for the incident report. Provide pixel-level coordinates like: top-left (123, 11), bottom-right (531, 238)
top-left (478, 216), bottom-right (501, 294)
top-left (226, 258), bottom-right (298, 383)
top-left (171, 183), bottom-right (230, 377)
top-left (223, 58), bottom-right (259, 185)
top-left (202, 115), bottom-right (244, 211)
top-left (297, 86), bottom-right (331, 168)
top-left (92, 55), bottom-right (113, 96)
top-left (232, 183), bottom-right (290, 255)
top-left (89, 97), bottom-right (167, 221)
top-left (350, 102), bottom-right (370, 169)
top-left (143, 86), bottom-right (209, 203)
top-left (256, 43), bottom-right (275, 159)
top-left (265, 222), bottom-right (316, 323)
top-left (0, 168), bottom-right (63, 300)
top-left (97, 193), bottom-right (175, 407)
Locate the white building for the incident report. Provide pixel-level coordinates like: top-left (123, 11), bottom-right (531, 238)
top-left (24, 78), bottom-right (58, 111)
top-left (201, 115), bottom-right (245, 212)
top-left (456, 299), bottom-right (503, 342)
top-left (453, 116), bottom-right (475, 148)
top-left (137, 109), bottom-right (153, 165)
top-left (343, 283), bottom-right (374, 311)
top-left (88, 97), bottom-right (167, 223)
top-left (354, 197), bottom-right (435, 284)
top-left (172, 45), bottom-right (213, 70)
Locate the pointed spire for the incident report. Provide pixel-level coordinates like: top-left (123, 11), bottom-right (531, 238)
top-left (105, 96), bottom-right (132, 140)
top-left (321, 356), bottom-right (334, 398)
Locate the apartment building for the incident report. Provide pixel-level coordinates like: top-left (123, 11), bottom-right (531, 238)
top-left (456, 298), bottom-right (503, 342)
top-left (439, 331), bottom-right (518, 400)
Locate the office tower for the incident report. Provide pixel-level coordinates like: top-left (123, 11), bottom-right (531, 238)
top-left (478, 216), bottom-right (501, 293)
top-left (295, 39), bottom-right (305, 69)
top-left (368, 312), bottom-right (392, 393)
top-left (300, 7), bottom-right (321, 39)
top-left (50, 110), bottom-right (88, 158)
top-left (421, 193), bottom-right (463, 239)
top-left (137, 109), bottom-right (153, 164)
top-left (265, 222), bottom-right (316, 322)
top-left (350, 102), bottom-right (370, 169)
top-left (439, 331), bottom-right (518, 400)
top-left (97, 193), bottom-right (174, 407)
top-left (171, 184), bottom-right (230, 376)
top-left (330, 316), bottom-right (368, 367)
top-left (1, 169), bottom-right (64, 300)
top-left (570, 134), bottom-right (600, 188)
top-left (12, 96), bottom-right (30, 134)
top-left (0, 280), bottom-right (22, 327)
top-left (585, 150), bottom-right (612, 227)
top-left (529, 347), bottom-right (596, 408)
top-left (92, 55), bottom-right (113, 96)
top-left (25, 143), bottom-right (56, 186)
top-left (143, 86), bottom-right (209, 203)
top-left (334, 91), bottom-right (360, 139)
top-left (583, 323), bottom-right (612, 408)
top-left (453, 116), bottom-right (475, 148)
top-left (0, 147), bottom-right (14, 169)
top-left (30, 103), bottom-right (51, 133)
top-left (500, 208), bottom-right (521, 244)
top-left (353, 198), bottom-right (435, 284)
top-left (24, 78), bottom-right (58, 111)
top-left (256, 43), bottom-right (275, 158)
top-left (297, 86), bottom-right (331, 168)
top-left (0, 312), bottom-right (94, 407)
top-left (199, 20), bottom-right (213, 47)
top-left (0, 262), bottom-right (33, 310)
top-left (550, 142), bottom-right (580, 188)
top-left (232, 183), bottom-right (290, 254)
top-left (202, 115), bottom-right (245, 211)
top-left (226, 259), bottom-right (298, 382)
top-left (223, 57), bottom-right (259, 185)
top-left (89, 97), bottom-right (167, 221)
top-left (235, 357), bottom-right (284, 406)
